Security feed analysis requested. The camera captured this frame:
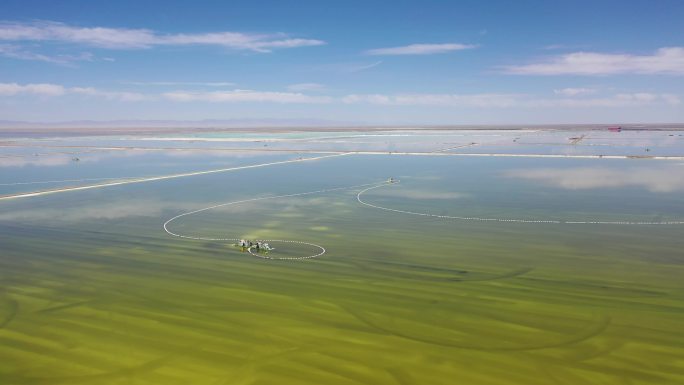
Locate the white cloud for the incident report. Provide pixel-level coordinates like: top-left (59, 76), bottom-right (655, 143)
top-left (1, 82), bottom-right (679, 108)
top-left (543, 44), bottom-right (589, 51)
top-left (0, 82), bottom-right (145, 100)
top-left (342, 92), bottom-right (680, 108)
top-left (342, 94), bottom-right (392, 105)
top-left (0, 44), bottom-right (94, 65)
top-left (123, 81), bottom-right (235, 87)
top-left (162, 89), bottom-right (332, 104)
top-left (313, 61), bottom-right (383, 73)
top-left (0, 82), bottom-right (65, 96)
top-left (505, 167), bottom-right (684, 193)
top-left (342, 93), bottom-right (523, 107)
top-left (348, 60), bottom-right (383, 72)
top-left (662, 94), bottom-right (682, 105)
top-left (0, 82), bottom-right (330, 104)
top-left (0, 21), bottom-right (325, 52)
top-left (504, 47), bottom-right (684, 75)
top-left (538, 93), bottom-right (680, 107)
top-left (287, 83), bottom-right (325, 92)
top-left (70, 87), bottom-right (149, 101)
top-left (553, 87), bottom-right (597, 96)
top-left (365, 43), bottom-right (476, 55)
top-left (544, 44), bottom-right (567, 50)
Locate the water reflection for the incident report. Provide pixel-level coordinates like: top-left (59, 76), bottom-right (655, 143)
top-left (0, 200), bottom-right (200, 222)
top-left (505, 166), bottom-right (684, 192)
top-left (0, 154), bottom-right (74, 167)
top-left (368, 187), bottom-right (468, 200)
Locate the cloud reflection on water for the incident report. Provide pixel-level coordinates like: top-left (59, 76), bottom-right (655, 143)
top-left (0, 146), bottom-right (296, 169)
top-left (372, 188), bottom-right (468, 200)
top-left (0, 200), bottom-right (200, 222)
top-left (505, 166), bottom-right (684, 192)
top-left (0, 155), bottom-right (73, 167)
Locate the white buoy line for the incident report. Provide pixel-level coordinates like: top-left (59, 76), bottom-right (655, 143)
top-left (0, 153), bottom-right (350, 201)
top-left (168, 177), bottom-right (683, 262)
top-left (0, 176), bottom-right (151, 186)
top-left (163, 181), bottom-right (387, 260)
top-left (357, 182), bottom-right (684, 225)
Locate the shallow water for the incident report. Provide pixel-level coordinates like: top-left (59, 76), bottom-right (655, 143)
top-left (1, 130), bottom-right (684, 384)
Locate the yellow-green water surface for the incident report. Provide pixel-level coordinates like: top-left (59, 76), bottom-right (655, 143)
top-left (1, 152), bottom-right (684, 385)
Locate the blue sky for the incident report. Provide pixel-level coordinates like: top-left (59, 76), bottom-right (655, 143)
top-left (0, 0), bottom-right (683, 125)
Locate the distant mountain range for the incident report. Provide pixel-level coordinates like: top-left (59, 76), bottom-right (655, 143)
top-left (0, 120), bottom-right (682, 133)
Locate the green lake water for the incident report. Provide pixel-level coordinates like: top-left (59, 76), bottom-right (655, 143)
top-left (1, 146), bottom-right (684, 384)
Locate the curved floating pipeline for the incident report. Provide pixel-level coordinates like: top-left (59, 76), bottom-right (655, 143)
top-left (163, 181), bottom-right (387, 260)
top-left (166, 178), bottom-right (683, 261)
top-left (357, 182), bottom-right (684, 225)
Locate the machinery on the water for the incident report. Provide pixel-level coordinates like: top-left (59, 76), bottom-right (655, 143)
top-left (234, 239), bottom-right (274, 253)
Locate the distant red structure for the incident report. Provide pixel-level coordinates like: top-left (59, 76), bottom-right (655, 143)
top-left (607, 126), bottom-right (622, 132)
